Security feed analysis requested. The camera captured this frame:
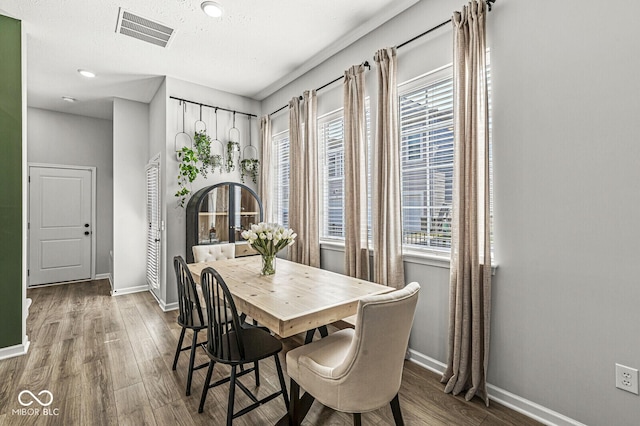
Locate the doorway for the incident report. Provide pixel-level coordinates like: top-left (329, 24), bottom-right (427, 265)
top-left (28, 164), bottom-right (96, 286)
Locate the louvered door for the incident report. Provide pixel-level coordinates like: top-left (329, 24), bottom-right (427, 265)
top-left (146, 158), bottom-right (161, 292)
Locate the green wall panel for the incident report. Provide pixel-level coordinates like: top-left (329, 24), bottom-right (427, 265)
top-left (0, 14), bottom-right (23, 349)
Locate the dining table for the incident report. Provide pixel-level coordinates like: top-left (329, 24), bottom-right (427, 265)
top-left (187, 255), bottom-right (392, 341)
top-left (188, 255), bottom-right (393, 425)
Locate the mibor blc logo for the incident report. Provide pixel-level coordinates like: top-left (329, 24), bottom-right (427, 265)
top-left (12, 390), bottom-right (59, 417)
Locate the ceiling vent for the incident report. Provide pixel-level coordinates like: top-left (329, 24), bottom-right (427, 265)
top-left (116, 8), bottom-right (175, 48)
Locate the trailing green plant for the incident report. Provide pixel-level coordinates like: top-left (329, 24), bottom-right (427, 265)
top-left (240, 158), bottom-right (260, 184)
top-left (175, 146), bottom-right (199, 208)
top-left (226, 141), bottom-right (240, 172)
top-left (194, 131), bottom-right (212, 177)
top-left (210, 153), bottom-right (224, 174)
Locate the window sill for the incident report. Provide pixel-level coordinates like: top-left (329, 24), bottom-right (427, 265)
top-left (319, 240), bottom-right (497, 275)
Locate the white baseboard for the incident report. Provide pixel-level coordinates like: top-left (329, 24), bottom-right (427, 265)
top-left (95, 273), bottom-right (113, 290)
top-left (148, 288), bottom-right (178, 312)
top-left (406, 349), bottom-right (585, 426)
top-left (0, 337), bottom-right (30, 361)
top-left (159, 301), bottom-right (178, 312)
top-left (111, 284), bottom-right (149, 296)
top-left (407, 348), bottom-right (447, 374)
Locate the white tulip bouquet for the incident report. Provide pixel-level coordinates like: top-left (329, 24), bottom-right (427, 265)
top-left (241, 223), bottom-right (296, 275)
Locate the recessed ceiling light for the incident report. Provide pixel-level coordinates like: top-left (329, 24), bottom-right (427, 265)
top-left (77, 69), bottom-right (96, 78)
top-left (201, 1), bottom-right (223, 18)
top-left (62, 96), bottom-right (77, 102)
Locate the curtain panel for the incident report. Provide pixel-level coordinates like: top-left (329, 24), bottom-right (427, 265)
top-left (441, 0), bottom-right (492, 406)
top-left (343, 64), bottom-right (370, 280)
top-left (372, 47), bottom-right (405, 289)
top-left (259, 115), bottom-right (273, 223)
top-left (288, 92), bottom-right (320, 267)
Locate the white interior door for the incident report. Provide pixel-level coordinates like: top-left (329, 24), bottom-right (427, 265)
top-left (29, 166), bottom-right (92, 286)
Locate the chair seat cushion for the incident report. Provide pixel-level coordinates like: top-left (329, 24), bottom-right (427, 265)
top-left (287, 328), bottom-right (354, 382)
top-left (178, 308), bottom-right (208, 330)
top-left (212, 327), bottom-right (282, 364)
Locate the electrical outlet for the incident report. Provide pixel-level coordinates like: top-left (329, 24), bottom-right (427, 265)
top-left (615, 363), bottom-right (639, 395)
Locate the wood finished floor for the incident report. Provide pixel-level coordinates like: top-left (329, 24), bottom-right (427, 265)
top-left (0, 280), bottom-right (541, 426)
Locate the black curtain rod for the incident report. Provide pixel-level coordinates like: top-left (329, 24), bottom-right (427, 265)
top-left (397, 0), bottom-right (494, 49)
top-left (267, 0), bottom-right (495, 118)
top-left (170, 96), bottom-right (257, 118)
top-left (268, 61), bottom-right (371, 117)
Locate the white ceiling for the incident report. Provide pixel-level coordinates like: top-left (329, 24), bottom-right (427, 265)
top-left (0, 0), bottom-right (418, 120)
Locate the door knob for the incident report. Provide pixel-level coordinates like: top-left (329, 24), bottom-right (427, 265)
top-left (84, 231), bottom-right (90, 235)
top-left (84, 223), bottom-right (90, 228)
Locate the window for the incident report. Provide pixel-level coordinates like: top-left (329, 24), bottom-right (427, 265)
top-left (272, 63), bottom-right (490, 257)
top-left (272, 131), bottom-right (290, 228)
top-left (319, 111), bottom-right (345, 238)
top-left (399, 72), bottom-right (455, 252)
top-left (318, 106), bottom-right (372, 241)
top-left (399, 65), bottom-right (492, 254)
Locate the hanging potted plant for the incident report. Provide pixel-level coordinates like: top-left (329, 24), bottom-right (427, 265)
top-left (240, 116), bottom-right (260, 184)
top-left (240, 158), bottom-right (260, 184)
top-left (194, 131), bottom-right (212, 177)
top-left (226, 140), bottom-right (240, 172)
top-left (175, 146), bottom-right (199, 208)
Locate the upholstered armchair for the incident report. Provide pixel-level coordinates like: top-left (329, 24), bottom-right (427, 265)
top-left (286, 282), bottom-right (420, 425)
top-left (192, 243), bottom-right (235, 262)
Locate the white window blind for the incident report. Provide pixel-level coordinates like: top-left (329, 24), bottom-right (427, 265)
top-left (400, 74), bottom-right (455, 251)
top-left (319, 104), bottom-right (371, 242)
top-left (273, 131), bottom-right (290, 228)
top-left (399, 64), bottom-right (492, 253)
top-left (319, 111), bottom-right (345, 239)
top-left (145, 159), bottom-right (161, 289)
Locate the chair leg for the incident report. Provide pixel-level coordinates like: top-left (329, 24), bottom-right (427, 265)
top-left (172, 327), bottom-right (186, 370)
top-left (186, 330), bottom-right (199, 396)
top-left (289, 379), bottom-right (300, 426)
top-left (198, 361), bottom-right (215, 414)
top-left (274, 354), bottom-right (289, 411)
top-left (390, 393), bottom-right (404, 426)
top-left (227, 366), bottom-right (237, 426)
top-left (353, 413), bottom-right (362, 426)
top-left (254, 361), bottom-right (260, 386)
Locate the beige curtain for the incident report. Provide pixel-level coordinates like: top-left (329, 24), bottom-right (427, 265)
top-left (441, 0), bottom-right (492, 406)
top-left (372, 47), bottom-right (405, 289)
top-left (288, 92), bottom-right (320, 267)
top-left (343, 65), bottom-right (370, 279)
top-left (259, 115), bottom-right (273, 223)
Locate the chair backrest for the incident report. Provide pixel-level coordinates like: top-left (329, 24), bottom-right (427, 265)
top-left (200, 266), bottom-right (245, 362)
top-left (173, 256), bottom-right (205, 328)
top-left (192, 243), bottom-right (235, 263)
top-left (332, 282), bottom-right (420, 411)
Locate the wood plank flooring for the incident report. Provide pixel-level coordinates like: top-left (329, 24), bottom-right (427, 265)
top-left (0, 280), bottom-right (541, 425)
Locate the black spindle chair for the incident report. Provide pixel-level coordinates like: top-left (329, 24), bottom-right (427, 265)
top-left (198, 266), bottom-right (289, 425)
top-left (172, 256), bottom-right (210, 396)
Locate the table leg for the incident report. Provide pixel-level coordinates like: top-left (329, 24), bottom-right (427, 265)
top-left (304, 325), bottom-right (329, 344)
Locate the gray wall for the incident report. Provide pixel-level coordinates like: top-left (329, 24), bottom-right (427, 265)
top-left (112, 98), bottom-right (149, 293)
top-left (27, 107), bottom-right (113, 276)
top-left (261, 1), bottom-right (640, 425)
top-left (157, 77), bottom-right (260, 307)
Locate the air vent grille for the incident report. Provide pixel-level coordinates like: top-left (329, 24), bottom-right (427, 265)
top-left (116, 8), bottom-right (175, 48)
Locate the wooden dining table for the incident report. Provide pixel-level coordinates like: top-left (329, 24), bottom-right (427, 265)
top-left (187, 255), bottom-right (392, 340)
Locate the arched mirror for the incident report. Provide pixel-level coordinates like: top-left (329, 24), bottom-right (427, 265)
top-left (186, 182), bottom-right (263, 263)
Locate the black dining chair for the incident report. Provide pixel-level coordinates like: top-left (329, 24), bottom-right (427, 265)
top-left (197, 266), bottom-right (289, 425)
top-left (172, 255), bottom-right (210, 396)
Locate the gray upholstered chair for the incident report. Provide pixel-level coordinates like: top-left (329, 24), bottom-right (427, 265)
top-left (286, 282), bottom-right (420, 426)
top-left (192, 243), bottom-right (235, 263)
